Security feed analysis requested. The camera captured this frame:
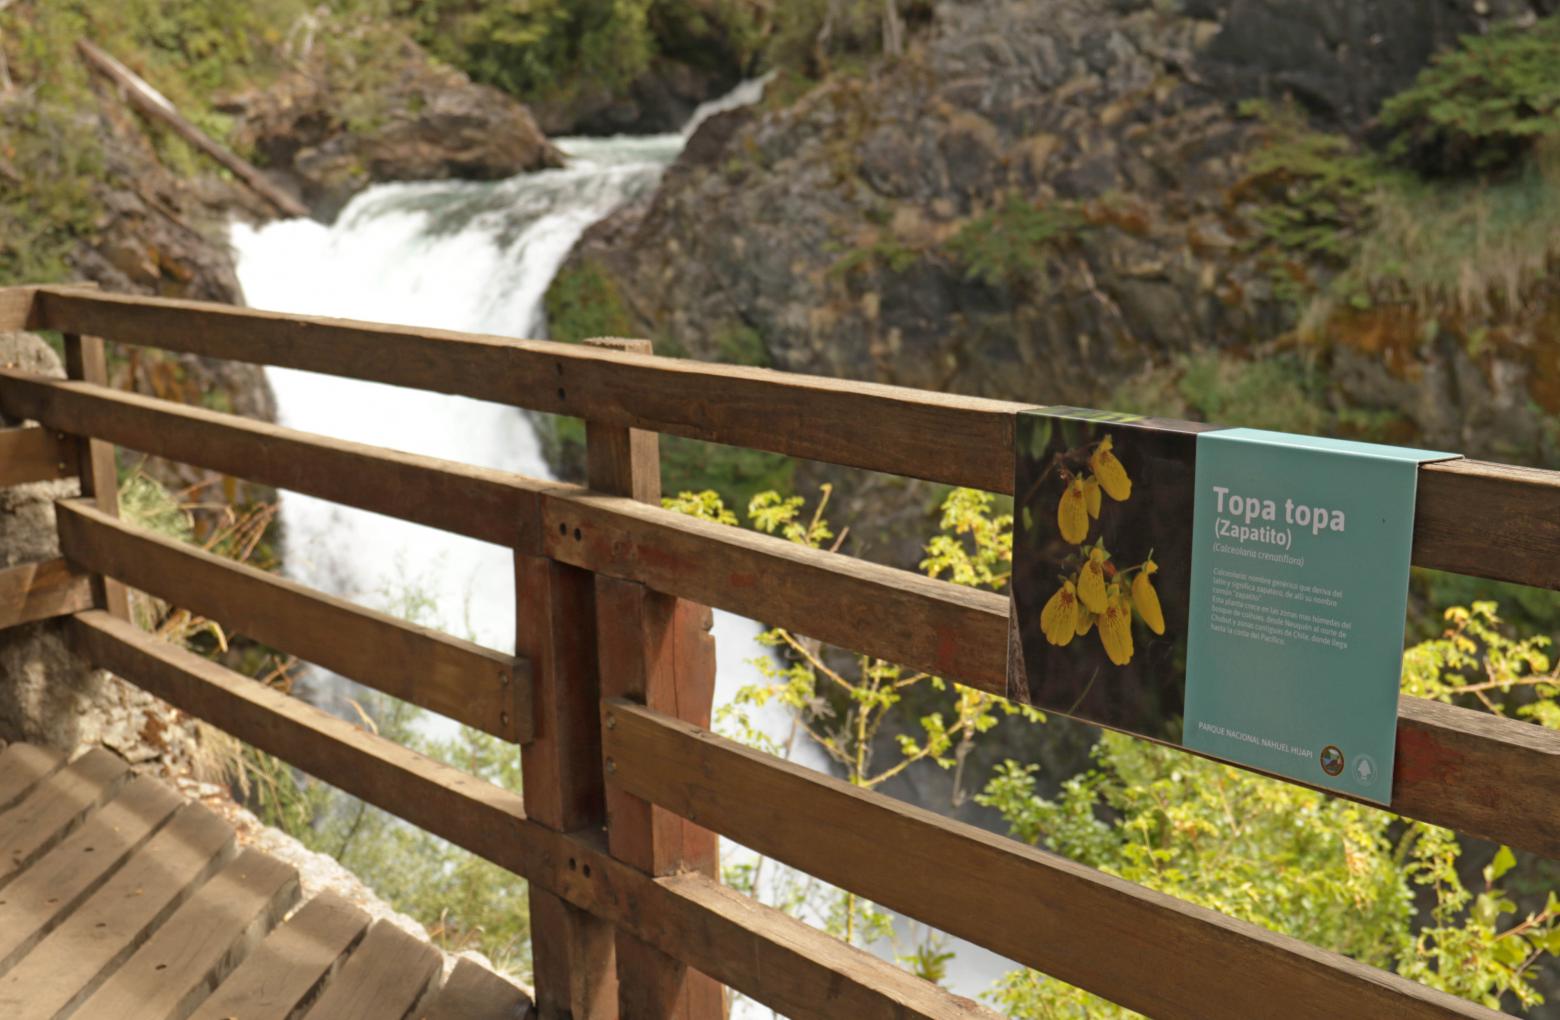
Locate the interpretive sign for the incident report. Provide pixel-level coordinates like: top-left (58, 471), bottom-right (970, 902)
top-left (1008, 407), bottom-right (1458, 804)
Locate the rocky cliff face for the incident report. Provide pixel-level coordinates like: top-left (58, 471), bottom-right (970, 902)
top-left (1195, 0), bottom-right (1559, 128)
top-left (556, 0), bottom-right (1560, 524)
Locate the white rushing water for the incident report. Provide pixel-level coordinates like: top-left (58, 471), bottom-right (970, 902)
top-left (229, 78), bottom-right (1013, 1011)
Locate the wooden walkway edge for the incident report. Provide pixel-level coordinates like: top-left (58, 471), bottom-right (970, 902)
top-left (0, 742), bottom-right (535, 1020)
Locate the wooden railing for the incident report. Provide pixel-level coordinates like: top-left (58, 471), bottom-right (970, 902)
top-left (1, 283), bottom-right (1556, 1019)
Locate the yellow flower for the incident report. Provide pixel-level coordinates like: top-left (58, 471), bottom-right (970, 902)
top-left (1075, 608), bottom-right (1095, 636)
top-left (1040, 581), bottom-right (1079, 646)
top-left (1091, 435), bottom-right (1131, 501)
top-left (1083, 476), bottom-right (1101, 519)
top-left (1132, 559), bottom-right (1165, 635)
top-left (1098, 584), bottom-right (1134, 666)
top-left (1077, 546), bottom-right (1108, 614)
top-left (1057, 477), bottom-right (1089, 544)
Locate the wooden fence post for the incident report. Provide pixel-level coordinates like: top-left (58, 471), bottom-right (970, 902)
top-left (61, 332), bottom-right (129, 620)
top-left (584, 338), bottom-right (724, 1019)
top-left (517, 552), bottom-right (617, 1019)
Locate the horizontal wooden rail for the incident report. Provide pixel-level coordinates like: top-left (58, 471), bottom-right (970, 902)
top-left (28, 287), bottom-right (1016, 492)
top-left (68, 610), bottom-right (999, 1020)
top-left (55, 499), bottom-right (529, 742)
top-left (601, 699), bottom-right (1497, 1020)
top-left (1414, 458), bottom-right (1560, 588)
top-left (549, 489), bottom-right (1560, 860)
top-left (0, 558), bottom-right (94, 630)
top-left (0, 426), bottom-right (74, 487)
top-left (0, 370), bottom-right (534, 548)
top-left (2, 372), bottom-right (1554, 856)
top-left (544, 490), bottom-right (1001, 687)
top-left (14, 287), bottom-right (1560, 591)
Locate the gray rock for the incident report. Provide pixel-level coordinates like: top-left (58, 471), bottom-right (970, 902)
top-left (0, 332), bottom-right (101, 751)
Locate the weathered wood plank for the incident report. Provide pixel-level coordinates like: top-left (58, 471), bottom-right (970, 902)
top-left (0, 426), bottom-right (74, 487)
top-left (545, 489), bottom-right (1004, 689)
top-left (75, 847), bottom-right (299, 1019)
top-left (1414, 457), bottom-right (1560, 590)
top-left (653, 871), bottom-right (1003, 1020)
top-left (0, 557), bottom-right (96, 631)
top-left (69, 611), bottom-right (538, 867)
top-left (57, 499), bottom-right (530, 741)
top-left (421, 956), bottom-right (534, 1020)
top-left (186, 892), bottom-right (370, 1020)
top-left (517, 555), bottom-right (618, 1020)
top-left (62, 331), bottom-right (131, 619)
top-left (601, 699), bottom-right (1502, 1020)
top-left (70, 611), bottom-right (1023, 1020)
top-left (298, 919), bottom-right (443, 1020)
top-left (0, 801), bottom-right (234, 1019)
top-left (1393, 695), bottom-right (1560, 850)
top-left (583, 336), bottom-right (724, 1020)
top-left (0, 774), bottom-right (183, 974)
top-left (0, 747), bottom-right (128, 889)
top-left (33, 287), bottom-right (1015, 491)
top-left (0, 743), bottom-right (64, 813)
top-left (0, 370), bottom-right (540, 548)
top-left (0, 286), bottom-right (37, 330)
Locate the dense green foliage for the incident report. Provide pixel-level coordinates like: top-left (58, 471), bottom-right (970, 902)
top-left (542, 258), bottom-right (636, 343)
top-left (945, 195), bottom-right (1081, 291)
top-left (394, 0), bottom-right (658, 101)
top-left (984, 602), bottom-right (1559, 1015)
top-left (389, 0), bottom-right (763, 106)
top-left (0, 102), bottom-right (103, 284)
top-left (1382, 15), bottom-right (1560, 176)
top-left (981, 733), bottom-right (1558, 1014)
top-left (670, 483), bottom-right (1560, 1014)
top-left (1238, 101), bottom-right (1395, 304)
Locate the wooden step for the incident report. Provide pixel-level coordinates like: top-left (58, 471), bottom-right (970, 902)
top-left (0, 747), bottom-right (128, 890)
top-left (299, 919), bottom-right (443, 1020)
top-left (0, 744), bottom-right (64, 813)
top-left (74, 847), bottom-right (299, 1020)
top-left (188, 891), bottom-right (370, 1020)
top-left (419, 956), bottom-right (535, 1020)
top-left (0, 801), bottom-right (234, 1019)
top-left (0, 774), bottom-right (183, 974)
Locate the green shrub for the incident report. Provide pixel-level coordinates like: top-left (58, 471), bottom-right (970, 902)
top-left (0, 103), bottom-right (104, 286)
top-left (944, 195), bottom-right (1080, 290)
top-left (713, 322), bottom-right (770, 366)
top-left (1381, 16), bottom-right (1560, 176)
top-left (1241, 103), bottom-right (1389, 263)
top-left (542, 259), bottom-right (636, 344)
top-left (406, 0), bottom-right (655, 101)
top-left (1339, 148), bottom-right (1560, 316)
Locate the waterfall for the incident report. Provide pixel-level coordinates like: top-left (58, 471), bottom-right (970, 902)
top-left (229, 135), bottom-right (683, 657)
top-left (228, 85), bottom-right (1012, 1011)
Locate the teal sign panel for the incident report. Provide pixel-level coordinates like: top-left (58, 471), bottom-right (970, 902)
top-left (1009, 411), bottom-right (1459, 805)
top-left (1182, 429), bottom-right (1454, 803)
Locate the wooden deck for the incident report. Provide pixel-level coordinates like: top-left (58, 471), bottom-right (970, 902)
top-left (0, 742), bottom-right (534, 1020)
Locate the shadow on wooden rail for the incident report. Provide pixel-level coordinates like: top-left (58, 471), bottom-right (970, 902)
top-left (0, 284), bottom-right (1554, 1020)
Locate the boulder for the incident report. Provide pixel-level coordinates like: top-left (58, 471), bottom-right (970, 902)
top-left (226, 37), bottom-right (564, 221)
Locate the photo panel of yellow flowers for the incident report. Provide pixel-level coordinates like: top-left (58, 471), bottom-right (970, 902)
top-left (1039, 434), bottom-right (1165, 666)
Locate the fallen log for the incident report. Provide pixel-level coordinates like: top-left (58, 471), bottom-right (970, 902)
top-left (77, 39), bottom-right (309, 219)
